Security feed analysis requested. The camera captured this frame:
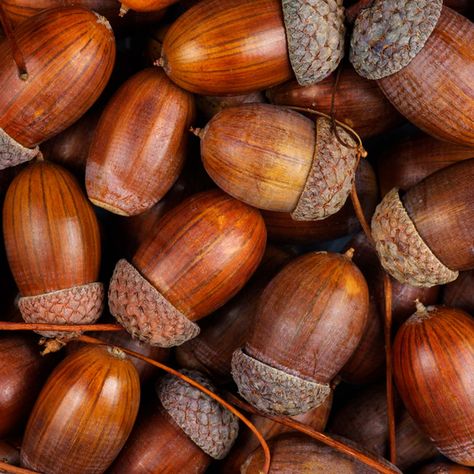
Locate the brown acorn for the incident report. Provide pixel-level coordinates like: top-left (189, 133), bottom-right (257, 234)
top-left (350, 2), bottom-right (474, 146)
top-left (443, 271), bottom-right (474, 314)
top-left (372, 159), bottom-right (474, 287)
top-left (2, 162), bottom-right (103, 335)
top-left (231, 250), bottom-right (369, 416)
top-left (86, 68), bottom-right (195, 216)
top-left (393, 304), bottom-right (474, 465)
top-left (417, 461), bottom-right (474, 474)
top-left (20, 345), bottom-right (140, 474)
top-left (0, 440), bottom-right (20, 467)
top-left (0, 7), bottom-right (115, 170)
top-left (200, 103), bottom-right (360, 221)
top-left (108, 189), bottom-right (266, 347)
top-left (267, 65), bottom-right (403, 138)
top-left (109, 370), bottom-right (238, 473)
top-left (158, 0), bottom-right (346, 95)
top-left (118, 0), bottom-right (177, 16)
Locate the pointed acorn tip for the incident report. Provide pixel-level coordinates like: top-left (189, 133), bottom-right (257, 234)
top-left (415, 299), bottom-right (427, 315)
top-left (190, 127), bottom-right (204, 139)
top-left (154, 57), bottom-right (165, 68)
top-left (119, 4), bottom-right (129, 17)
top-left (344, 248), bottom-right (355, 260)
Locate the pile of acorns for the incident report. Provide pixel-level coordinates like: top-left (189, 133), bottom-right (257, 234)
top-left (0, 0), bottom-right (472, 473)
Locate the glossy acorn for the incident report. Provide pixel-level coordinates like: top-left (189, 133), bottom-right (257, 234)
top-left (231, 250), bottom-right (369, 416)
top-left (20, 345), bottom-right (140, 474)
top-left (2, 162), bottom-right (103, 335)
top-left (350, 1), bottom-right (474, 146)
top-left (86, 68), bottom-right (195, 216)
top-left (0, 7), bottom-right (115, 170)
top-left (109, 370), bottom-right (239, 473)
top-left (200, 103), bottom-right (360, 221)
top-left (393, 304), bottom-right (474, 465)
top-left (118, 0), bottom-right (178, 16)
top-left (108, 190), bottom-right (266, 347)
top-left (443, 270), bottom-right (474, 314)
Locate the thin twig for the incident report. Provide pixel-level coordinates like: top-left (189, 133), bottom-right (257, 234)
top-left (0, 461), bottom-right (38, 474)
top-left (0, 322), bottom-right (122, 332)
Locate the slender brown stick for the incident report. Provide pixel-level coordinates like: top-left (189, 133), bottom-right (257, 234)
top-left (0, 322), bottom-right (122, 332)
top-left (77, 335), bottom-right (271, 474)
top-left (227, 394), bottom-right (399, 474)
top-left (0, 462), bottom-right (38, 474)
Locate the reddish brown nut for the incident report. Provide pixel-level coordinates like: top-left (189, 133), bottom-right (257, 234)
top-left (442, 271), bottom-right (474, 314)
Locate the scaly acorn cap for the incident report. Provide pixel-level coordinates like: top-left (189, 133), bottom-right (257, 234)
top-left (350, 0), bottom-right (443, 80)
top-left (156, 369), bottom-right (239, 459)
top-left (108, 259), bottom-right (200, 347)
top-left (371, 188), bottom-right (458, 287)
top-left (291, 117), bottom-right (358, 221)
top-left (231, 348), bottom-right (331, 416)
top-left (283, 0), bottom-right (345, 86)
top-left (0, 128), bottom-right (39, 170)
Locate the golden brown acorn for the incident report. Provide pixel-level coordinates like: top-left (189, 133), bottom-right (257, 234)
top-left (200, 103), bottom-right (360, 221)
top-left (0, 7), bottom-right (115, 169)
top-left (393, 304), bottom-right (474, 465)
top-left (2, 162), bottom-right (103, 335)
top-left (108, 190), bottom-right (266, 347)
top-left (443, 271), bottom-right (474, 314)
top-left (350, 2), bottom-right (474, 146)
top-left (20, 345), bottom-right (140, 474)
top-left (232, 250), bottom-right (369, 416)
top-left (86, 68), bottom-right (195, 216)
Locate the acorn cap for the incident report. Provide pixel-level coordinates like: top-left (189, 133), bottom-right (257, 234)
top-left (18, 282), bottom-right (104, 338)
top-left (283, 0), bottom-right (345, 86)
top-left (231, 348), bottom-right (331, 416)
top-left (108, 259), bottom-right (200, 347)
top-left (371, 188), bottom-right (458, 287)
top-left (0, 128), bottom-right (39, 170)
top-left (350, 0), bottom-right (443, 80)
top-left (291, 117), bottom-right (358, 221)
top-left (156, 369), bottom-right (239, 460)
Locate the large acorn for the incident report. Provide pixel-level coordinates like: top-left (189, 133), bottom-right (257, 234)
top-left (199, 103), bottom-right (359, 221)
top-left (350, 1), bottom-right (474, 146)
top-left (109, 370), bottom-right (239, 473)
top-left (20, 345), bottom-right (140, 474)
top-left (372, 159), bottom-right (474, 287)
top-left (3, 162), bottom-right (103, 335)
top-left (86, 68), bottom-right (195, 216)
top-left (158, 0), bottom-right (346, 95)
top-left (0, 7), bottom-right (115, 170)
top-left (393, 304), bottom-right (474, 465)
top-left (231, 250), bottom-right (369, 416)
top-left (108, 189), bottom-right (266, 347)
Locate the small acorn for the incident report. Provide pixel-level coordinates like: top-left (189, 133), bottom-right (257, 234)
top-left (0, 7), bottom-right (115, 170)
top-left (393, 304), bottom-right (474, 465)
top-left (443, 271), bottom-right (474, 314)
top-left (158, 0), bottom-right (346, 95)
top-left (2, 162), bottom-right (103, 336)
top-left (86, 68), bottom-right (195, 216)
top-left (350, 1), bottom-right (474, 146)
top-left (20, 345), bottom-right (140, 474)
top-left (109, 370), bottom-right (239, 473)
top-left (108, 189), bottom-right (266, 347)
top-left (372, 159), bottom-right (474, 287)
top-left (199, 103), bottom-right (360, 221)
top-left (231, 250), bottom-right (369, 416)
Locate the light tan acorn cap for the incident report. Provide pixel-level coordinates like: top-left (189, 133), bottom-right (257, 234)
top-left (283, 0), bottom-right (345, 86)
top-left (18, 282), bottom-right (104, 338)
top-left (108, 259), bottom-right (200, 347)
top-left (350, 0), bottom-right (443, 80)
top-left (0, 128), bottom-right (39, 170)
top-left (371, 188), bottom-right (458, 287)
top-left (156, 369), bottom-right (239, 459)
top-left (231, 348), bottom-right (331, 416)
top-left (291, 117), bottom-right (358, 221)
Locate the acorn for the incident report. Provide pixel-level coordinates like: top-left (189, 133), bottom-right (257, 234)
top-left (443, 271), bottom-right (474, 314)
top-left (417, 461), bottom-right (474, 474)
top-left (3, 162), bottom-right (103, 336)
top-left (20, 345), bottom-right (140, 474)
top-left (118, 0), bottom-right (177, 16)
top-left (376, 130), bottom-right (474, 196)
top-left (109, 370), bottom-right (239, 473)
top-left (393, 304), bottom-right (474, 465)
top-left (108, 189), bottom-right (266, 347)
top-left (175, 246), bottom-right (293, 383)
top-left (199, 103), bottom-right (359, 221)
top-left (86, 68), bottom-right (195, 216)
top-left (267, 65), bottom-right (403, 138)
top-left (231, 250), bottom-right (369, 416)
top-left (372, 159), bottom-right (474, 287)
top-left (350, 1), bottom-right (474, 147)
top-left (158, 0), bottom-right (346, 95)
top-left (0, 440), bottom-right (20, 467)
top-left (0, 7), bottom-right (115, 170)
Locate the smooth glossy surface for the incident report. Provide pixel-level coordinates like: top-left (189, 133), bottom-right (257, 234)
top-left (121, 0), bottom-right (179, 12)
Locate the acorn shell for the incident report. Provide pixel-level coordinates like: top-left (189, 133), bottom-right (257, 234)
top-left (20, 345), bottom-right (140, 474)
top-left (443, 270), bottom-right (474, 314)
top-left (120, 0), bottom-right (178, 13)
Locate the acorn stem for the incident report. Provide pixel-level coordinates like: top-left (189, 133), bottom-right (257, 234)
top-left (154, 57), bottom-right (165, 68)
top-left (415, 299), bottom-right (428, 315)
top-left (344, 248), bottom-right (355, 260)
top-left (190, 126), bottom-right (204, 139)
